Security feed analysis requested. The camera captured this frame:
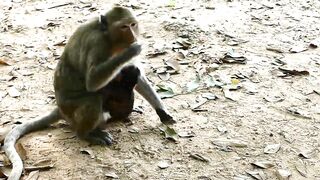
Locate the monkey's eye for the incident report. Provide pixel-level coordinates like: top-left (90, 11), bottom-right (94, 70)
top-left (131, 23), bottom-right (137, 27)
top-left (120, 25), bottom-right (129, 31)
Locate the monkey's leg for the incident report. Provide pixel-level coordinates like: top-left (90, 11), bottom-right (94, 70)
top-left (135, 73), bottom-right (176, 124)
top-left (60, 95), bottom-right (113, 145)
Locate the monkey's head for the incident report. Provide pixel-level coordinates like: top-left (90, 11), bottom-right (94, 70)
top-left (104, 7), bottom-right (139, 49)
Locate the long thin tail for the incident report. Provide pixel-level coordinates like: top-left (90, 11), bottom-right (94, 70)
top-left (3, 108), bottom-right (61, 180)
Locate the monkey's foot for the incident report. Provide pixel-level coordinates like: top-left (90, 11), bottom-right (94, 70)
top-left (156, 109), bottom-right (176, 125)
top-left (85, 129), bottom-right (113, 145)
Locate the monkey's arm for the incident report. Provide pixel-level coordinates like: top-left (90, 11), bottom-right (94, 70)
top-left (86, 43), bottom-right (141, 92)
top-left (135, 73), bottom-right (176, 124)
top-left (3, 108), bottom-right (60, 180)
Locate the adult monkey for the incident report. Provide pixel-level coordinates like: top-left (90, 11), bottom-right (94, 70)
top-left (3, 6), bottom-right (175, 180)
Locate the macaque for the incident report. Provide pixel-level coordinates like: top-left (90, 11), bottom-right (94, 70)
top-left (3, 6), bottom-right (175, 180)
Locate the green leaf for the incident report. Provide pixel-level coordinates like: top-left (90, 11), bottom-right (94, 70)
top-left (159, 124), bottom-right (178, 142)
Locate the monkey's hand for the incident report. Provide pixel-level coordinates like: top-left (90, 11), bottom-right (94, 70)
top-left (156, 109), bottom-right (176, 125)
top-left (123, 43), bottom-right (142, 60)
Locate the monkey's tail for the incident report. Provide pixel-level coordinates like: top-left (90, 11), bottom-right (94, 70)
top-left (3, 108), bottom-right (61, 180)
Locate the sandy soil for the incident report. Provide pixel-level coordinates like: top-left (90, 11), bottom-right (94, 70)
top-left (1, 0), bottom-right (320, 179)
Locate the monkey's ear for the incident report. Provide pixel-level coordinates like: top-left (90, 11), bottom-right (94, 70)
top-left (99, 15), bottom-right (108, 31)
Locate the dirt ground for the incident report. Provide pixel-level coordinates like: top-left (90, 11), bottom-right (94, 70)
top-left (1, 0), bottom-right (320, 179)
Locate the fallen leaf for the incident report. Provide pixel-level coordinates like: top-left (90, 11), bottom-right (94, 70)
top-left (212, 138), bottom-right (248, 149)
top-left (204, 76), bottom-right (222, 88)
top-left (295, 159), bottom-right (307, 177)
top-left (53, 39), bottom-right (66, 46)
top-left (105, 171), bottom-right (119, 179)
top-left (178, 131), bottom-right (195, 138)
top-left (298, 149), bottom-right (315, 159)
top-left (0, 59), bottom-right (10, 66)
top-left (289, 44), bottom-right (308, 53)
top-left (147, 42), bottom-right (167, 58)
top-left (32, 159), bottom-right (53, 167)
top-left (0, 126), bottom-right (10, 144)
top-left (176, 38), bottom-right (191, 49)
top-left (156, 83), bottom-right (176, 98)
top-left (251, 161), bottom-right (274, 169)
top-left (309, 38), bottom-right (320, 48)
top-left (157, 160), bottom-right (170, 169)
top-left (234, 174), bottom-right (252, 180)
top-left (220, 51), bottom-right (248, 64)
top-left (222, 88), bottom-right (238, 101)
top-left (217, 125), bottom-right (227, 134)
top-left (0, 168), bottom-right (7, 178)
top-left (278, 66), bottom-right (309, 76)
top-left (227, 38), bottom-right (248, 46)
top-left (165, 59), bottom-right (180, 72)
top-left (159, 124), bottom-right (178, 142)
top-left (191, 98), bottom-right (207, 110)
top-left (25, 164), bottom-right (54, 172)
top-left (17, 69), bottom-right (33, 76)
top-left (0, 154), bottom-right (10, 167)
top-left (7, 87), bottom-right (21, 98)
top-left (25, 170), bottom-right (40, 180)
top-left (80, 148), bottom-right (95, 159)
top-left (189, 153), bottom-right (210, 162)
top-left (128, 126), bottom-right (139, 133)
top-left (263, 94), bottom-right (284, 103)
top-left (157, 72), bottom-right (170, 81)
top-left (15, 142), bottom-right (27, 161)
top-left (186, 78), bottom-right (200, 93)
top-left (286, 107), bottom-right (311, 119)
top-left (266, 45), bottom-right (286, 53)
top-left (246, 170), bottom-right (266, 180)
top-left (201, 93), bottom-right (217, 100)
top-left (264, 144), bottom-right (281, 154)
top-left (276, 169), bottom-right (291, 180)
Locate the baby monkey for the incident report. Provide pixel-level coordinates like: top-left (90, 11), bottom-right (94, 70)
top-left (4, 6), bottom-right (175, 180)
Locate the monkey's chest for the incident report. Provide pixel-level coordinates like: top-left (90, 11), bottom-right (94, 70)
top-left (100, 66), bottom-right (140, 119)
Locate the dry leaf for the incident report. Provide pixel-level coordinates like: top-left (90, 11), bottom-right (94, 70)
top-left (15, 142), bottom-right (27, 160)
top-left (264, 144), bottom-right (281, 154)
top-left (298, 149), bottom-right (315, 159)
top-left (0, 167), bottom-right (8, 178)
top-left (178, 131), bottom-right (195, 138)
top-left (0, 154), bottom-right (11, 166)
top-left (105, 171), bottom-right (119, 179)
top-left (25, 164), bottom-right (54, 172)
top-left (278, 66), bottom-right (309, 76)
top-left (157, 160), bottom-right (170, 169)
top-left (201, 93), bottom-right (217, 100)
top-left (80, 148), bottom-right (95, 159)
top-left (191, 98), bottom-right (207, 110)
top-left (7, 87), bottom-right (21, 98)
top-left (295, 159), bottom-right (307, 177)
top-left (220, 51), bottom-right (247, 64)
top-left (189, 153), bottom-right (210, 162)
top-left (165, 59), bottom-right (180, 72)
top-left (159, 124), bottom-right (178, 142)
top-left (309, 38), bottom-right (320, 48)
top-left (212, 138), bottom-right (248, 148)
top-left (0, 126), bottom-right (10, 144)
top-left (0, 59), bottom-right (10, 66)
top-left (25, 170), bottom-right (40, 180)
top-left (186, 78), bottom-right (200, 93)
top-left (289, 44), bottom-right (308, 53)
top-left (276, 169), bottom-right (291, 180)
top-left (246, 170), bottom-right (266, 180)
top-left (251, 161), bottom-right (274, 169)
